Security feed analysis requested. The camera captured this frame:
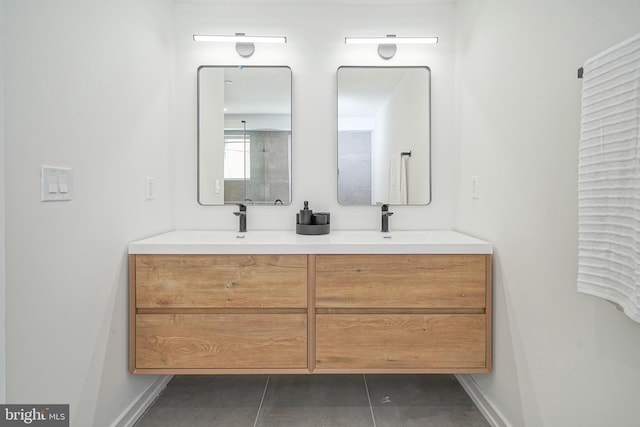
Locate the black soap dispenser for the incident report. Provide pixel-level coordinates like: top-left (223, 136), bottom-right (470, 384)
top-left (296, 201), bottom-right (330, 235)
top-left (299, 201), bottom-right (313, 225)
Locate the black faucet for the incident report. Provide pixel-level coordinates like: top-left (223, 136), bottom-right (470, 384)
top-left (381, 204), bottom-right (394, 233)
top-left (233, 204), bottom-right (247, 232)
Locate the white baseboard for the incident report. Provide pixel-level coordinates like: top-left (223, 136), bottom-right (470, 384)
top-left (455, 374), bottom-right (511, 427)
top-left (110, 376), bottom-right (173, 427)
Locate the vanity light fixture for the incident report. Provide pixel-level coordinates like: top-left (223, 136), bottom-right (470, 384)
top-left (345, 35), bottom-right (438, 60)
top-left (193, 33), bottom-right (287, 58)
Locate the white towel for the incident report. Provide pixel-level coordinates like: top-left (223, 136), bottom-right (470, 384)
top-left (388, 152), bottom-right (408, 204)
top-left (577, 33), bottom-right (640, 322)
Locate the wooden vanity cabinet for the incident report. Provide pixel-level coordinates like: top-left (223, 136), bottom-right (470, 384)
top-left (313, 254), bottom-right (492, 373)
top-left (129, 253), bottom-right (492, 374)
top-left (129, 254), bottom-right (309, 374)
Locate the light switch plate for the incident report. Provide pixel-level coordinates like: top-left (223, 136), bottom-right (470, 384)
top-left (41, 166), bottom-right (73, 202)
top-left (145, 176), bottom-right (155, 200)
top-left (471, 176), bottom-right (480, 199)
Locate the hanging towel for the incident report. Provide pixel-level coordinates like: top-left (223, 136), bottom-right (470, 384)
top-left (388, 152), bottom-right (408, 204)
top-left (577, 33), bottom-right (640, 322)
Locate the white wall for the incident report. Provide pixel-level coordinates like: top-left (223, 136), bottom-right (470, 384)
top-left (455, 1), bottom-right (640, 426)
top-left (0, 0), bottom-right (6, 404)
top-left (4, 1), bottom-right (174, 426)
top-left (173, 1), bottom-right (457, 230)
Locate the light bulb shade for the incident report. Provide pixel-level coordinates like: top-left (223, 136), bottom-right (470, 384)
top-left (345, 36), bottom-right (438, 45)
top-left (193, 35), bottom-right (287, 44)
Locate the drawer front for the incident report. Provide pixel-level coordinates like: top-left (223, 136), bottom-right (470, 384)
top-left (135, 254), bottom-right (307, 308)
top-left (316, 254), bottom-right (487, 309)
top-left (316, 314), bottom-right (486, 369)
top-left (136, 314), bottom-right (307, 369)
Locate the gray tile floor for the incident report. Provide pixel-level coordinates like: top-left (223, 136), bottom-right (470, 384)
top-left (135, 375), bottom-right (489, 427)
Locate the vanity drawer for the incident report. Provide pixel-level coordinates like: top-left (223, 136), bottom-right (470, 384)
top-left (135, 254), bottom-right (307, 308)
top-left (315, 314), bottom-right (486, 370)
top-left (315, 254), bottom-right (487, 309)
top-left (136, 313), bottom-right (307, 369)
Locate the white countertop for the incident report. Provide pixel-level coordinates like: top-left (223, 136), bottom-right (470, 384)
top-left (128, 230), bottom-right (493, 255)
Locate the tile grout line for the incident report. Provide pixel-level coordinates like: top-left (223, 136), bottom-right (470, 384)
top-left (363, 374), bottom-right (378, 427)
top-left (252, 375), bottom-right (271, 427)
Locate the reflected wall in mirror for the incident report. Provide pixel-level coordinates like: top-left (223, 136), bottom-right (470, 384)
top-left (198, 66), bottom-right (292, 205)
top-left (337, 66), bottom-right (431, 205)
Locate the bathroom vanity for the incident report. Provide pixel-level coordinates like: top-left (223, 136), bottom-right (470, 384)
top-left (128, 230), bottom-right (492, 375)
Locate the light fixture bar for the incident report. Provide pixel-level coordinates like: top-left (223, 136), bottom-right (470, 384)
top-left (345, 36), bottom-right (438, 45)
top-left (193, 34), bottom-right (287, 44)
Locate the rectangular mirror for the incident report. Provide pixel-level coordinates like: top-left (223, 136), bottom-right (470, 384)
top-left (198, 66), bottom-right (292, 205)
top-left (337, 66), bottom-right (431, 205)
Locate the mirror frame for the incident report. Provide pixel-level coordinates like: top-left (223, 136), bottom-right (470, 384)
top-left (336, 65), bottom-right (432, 206)
top-left (197, 65), bottom-right (293, 206)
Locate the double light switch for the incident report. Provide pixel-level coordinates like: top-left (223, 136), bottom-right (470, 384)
top-left (41, 166), bottom-right (73, 202)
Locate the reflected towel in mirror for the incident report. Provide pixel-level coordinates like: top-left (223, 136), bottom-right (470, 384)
top-left (388, 152), bottom-right (408, 204)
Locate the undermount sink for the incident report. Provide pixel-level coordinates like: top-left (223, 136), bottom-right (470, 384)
top-left (129, 229), bottom-right (492, 255)
top-left (330, 230), bottom-right (433, 243)
top-left (144, 229), bottom-right (291, 243)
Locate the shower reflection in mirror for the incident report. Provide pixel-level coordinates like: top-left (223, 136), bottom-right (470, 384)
top-left (198, 66), bottom-right (292, 206)
top-left (223, 119), bottom-right (291, 205)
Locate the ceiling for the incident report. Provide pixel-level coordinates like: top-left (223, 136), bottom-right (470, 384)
top-left (221, 66), bottom-right (291, 115)
top-left (177, 0), bottom-right (454, 4)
